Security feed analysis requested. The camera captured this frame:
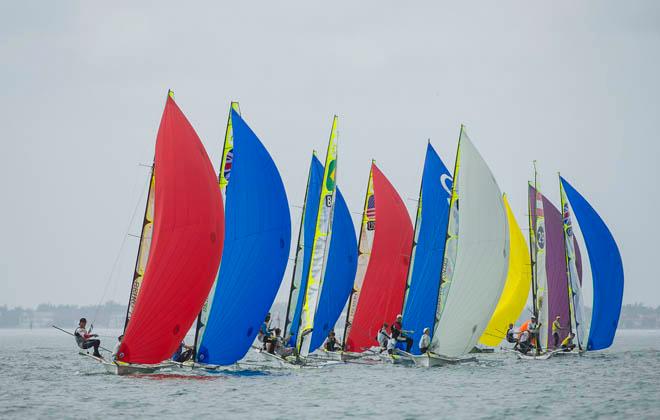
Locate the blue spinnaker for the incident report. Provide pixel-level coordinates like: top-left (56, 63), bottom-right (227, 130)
top-left (401, 144), bottom-right (452, 354)
top-left (309, 187), bottom-right (358, 351)
top-left (560, 177), bottom-right (623, 351)
top-left (197, 110), bottom-right (291, 365)
top-left (287, 156), bottom-right (323, 347)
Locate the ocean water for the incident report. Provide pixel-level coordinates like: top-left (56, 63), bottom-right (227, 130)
top-left (0, 329), bottom-right (658, 419)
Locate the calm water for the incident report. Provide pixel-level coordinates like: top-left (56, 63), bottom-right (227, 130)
top-left (0, 329), bottom-right (658, 419)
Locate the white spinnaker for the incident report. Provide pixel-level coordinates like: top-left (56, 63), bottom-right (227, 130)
top-left (430, 130), bottom-right (509, 357)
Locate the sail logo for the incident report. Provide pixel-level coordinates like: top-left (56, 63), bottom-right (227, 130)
top-left (537, 225), bottom-right (545, 249)
top-left (326, 160), bottom-right (336, 190)
top-left (325, 194), bottom-right (333, 207)
top-left (562, 203), bottom-right (573, 237)
top-left (440, 174), bottom-right (453, 204)
top-left (223, 149), bottom-right (233, 181)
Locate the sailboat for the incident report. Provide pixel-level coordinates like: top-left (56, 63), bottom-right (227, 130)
top-left (193, 106), bottom-right (291, 368)
top-left (521, 170), bottom-right (585, 360)
top-left (411, 126), bottom-right (509, 367)
top-left (283, 117), bottom-right (358, 364)
top-left (559, 176), bottom-right (624, 352)
top-left (478, 195), bottom-right (532, 348)
top-left (399, 143), bottom-right (452, 356)
top-left (341, 162), bottom-right (413, 358)
top-left (107, 91), bottom-right (225, 375)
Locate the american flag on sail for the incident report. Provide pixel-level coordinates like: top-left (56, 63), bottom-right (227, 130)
top-left (535, 191), bottom-right (544, 217)
top-left (223, 149), bottom-right (234, 181)
top-left (366, 194), bottom-right (376, 220)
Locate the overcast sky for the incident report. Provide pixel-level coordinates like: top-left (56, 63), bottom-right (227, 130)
top-left (1, 1), bottom-right (658, 309)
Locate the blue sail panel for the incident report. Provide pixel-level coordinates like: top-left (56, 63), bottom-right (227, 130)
top-left (309, 187), bottom-right (358, 351)
top-left (402, 144), bottom-right (452, 354)
top-left (287, 155), bottom-right (323, 347)
top-left (560, 177), bottom-right (623, 351)
top-left (197, 110), bottom-right (291, 365)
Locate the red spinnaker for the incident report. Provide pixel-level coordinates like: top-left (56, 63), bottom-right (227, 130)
top-left (118, 96), bottom-right (224, 364)
top-left (345, 164), bottom-right (413, 352)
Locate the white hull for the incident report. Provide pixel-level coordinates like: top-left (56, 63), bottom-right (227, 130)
top-left (80, 352), bottom-right (172, 375)
top-left (515, 349), bottom-right (562, 360)
top-left (411, 352), bottom-right (477, 367)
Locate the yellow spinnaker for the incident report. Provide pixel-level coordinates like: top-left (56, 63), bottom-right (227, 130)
top-left (479, 195), bottom-right (532, 347)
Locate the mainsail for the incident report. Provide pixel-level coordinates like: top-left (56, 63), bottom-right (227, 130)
top-left (400, 143), bottom-right (452, 355)
top-left (285, 154), bottom-right (323, 346)
top-left (430, 127), bottom-right (509, 357)
top-left (343, 163), bottom-right (412, 352)
top-left (529, 186), bottom-right (583, 348)
top-left (123, 167), bottom-right (155, 332)
top-left (118, 94), bottom-right (224, 364)
top-left (194, 101), bottom-right (240, 353)
top-left (559, 177), bottom-right (587, 349)
top-left (479, 195), bottom-right (532, 347)
top-left (560, 177), bottom-right (623, 351)
top-left (528, 181), bottom-right (549, 351)
top-left (296, 117), bottom-right (338, 356)
top-left (196, 110), bottom-right (291, 365)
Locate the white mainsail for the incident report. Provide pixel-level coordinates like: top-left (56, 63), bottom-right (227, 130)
top-left (530, 179), bottom-right (549, 351)
top-left (430, 128), bottom-right (509, 357)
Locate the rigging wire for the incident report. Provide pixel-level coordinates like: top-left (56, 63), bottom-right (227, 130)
top-left (91, 167), bottom-right (151, 326)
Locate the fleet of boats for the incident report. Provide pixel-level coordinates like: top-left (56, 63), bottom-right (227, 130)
top-left (69, 92), bottom-right (625, 374)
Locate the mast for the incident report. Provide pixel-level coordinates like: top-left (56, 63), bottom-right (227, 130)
top-left (193, 101), bottom-right (240, 360)
top-left (341, 162), bottom-right (374, 348)
top-left (122, 165), bottom-right (155, 332)
top-left (400, 141), bottom-right (426, 316)
top-left (432, 125), bottom-right (462, 336)
top-left (283, 152), bottom-right (315, 340)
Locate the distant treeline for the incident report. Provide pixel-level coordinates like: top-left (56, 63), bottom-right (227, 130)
top-left (0, 301), bottom-right (127, 329)
top-left (1, 301), bottom-right (659, 329)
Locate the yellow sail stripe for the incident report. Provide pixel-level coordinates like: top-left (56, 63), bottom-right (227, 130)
top-left (479, 194), bottom-right (532, 346)
top-left (219, 101), bottom-right (240, 192)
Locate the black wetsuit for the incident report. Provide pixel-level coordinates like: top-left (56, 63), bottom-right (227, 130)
top-left (391, 321), bottom-right (413, 352)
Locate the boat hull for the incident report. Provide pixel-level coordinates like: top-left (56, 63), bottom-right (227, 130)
top-left (80, 352), bottom-right (171, 375)
top-left (411, 352), bottom-right (477, 367)
top-left (515, 349), bottom-right (562, 360)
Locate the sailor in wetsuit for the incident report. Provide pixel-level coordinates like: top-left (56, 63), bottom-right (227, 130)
top-left (172, 341), bottom-right (195, 363)
top-left (324, 330), bottom-right (340, 352)
top-left (74, 318), bottom-right (102, 358)
top-left (258, 313), bottom-right (275, 350)
top-left (391, 314), bottom-right (413, 353)
top-left (376, 323), bottom-right (390, 352)
top-left (561, 333), bottom-right (576, 352)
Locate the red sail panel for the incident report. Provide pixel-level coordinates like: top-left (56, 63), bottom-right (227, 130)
top-left (345, 164), bottom-right (413, 352)
top-left (118, 96), bottom-right (224, 364)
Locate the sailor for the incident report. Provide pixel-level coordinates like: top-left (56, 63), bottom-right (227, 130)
top-left (377, 323), bottom-right (390, 352)
top-left (528, 316), bottom-right (541, 354)
top-left (561, 332), bottom-right (576, 352)
top-left (271, 328), bottom-right (293, 357)
top-left (391, 314), bottom-right (413, 352)
top-left (505, 323), bottom-right (517, 344)
top-left (386, 334), bottom-right (397, 355)
top-left (515, 329), bottom-right (531, 354)
top-left (258, 313), bottom-right (274, 349)
top-left (112, 334), bottom-right (123, 361)
top-left (552, 316), bottom-right (564, 348)
top-left (172, 341), bottom-right (195, 363)
top-left (74, 318), bottom-right (102, 358)
top-left (324, 330), bottom-right (340, 352)
top-left (419, 327), bottom-right (431, 354)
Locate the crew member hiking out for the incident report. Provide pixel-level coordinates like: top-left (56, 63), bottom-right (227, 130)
top-left (74, 318), bottom-right (102, 358)
top-left (391, 314), bottom-right (413, 353)
top-left (505, 323), bottom-right (517, 344)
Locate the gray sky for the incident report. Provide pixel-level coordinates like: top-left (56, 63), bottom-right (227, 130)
top-left (1, 1), bottom-right (658, 309)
